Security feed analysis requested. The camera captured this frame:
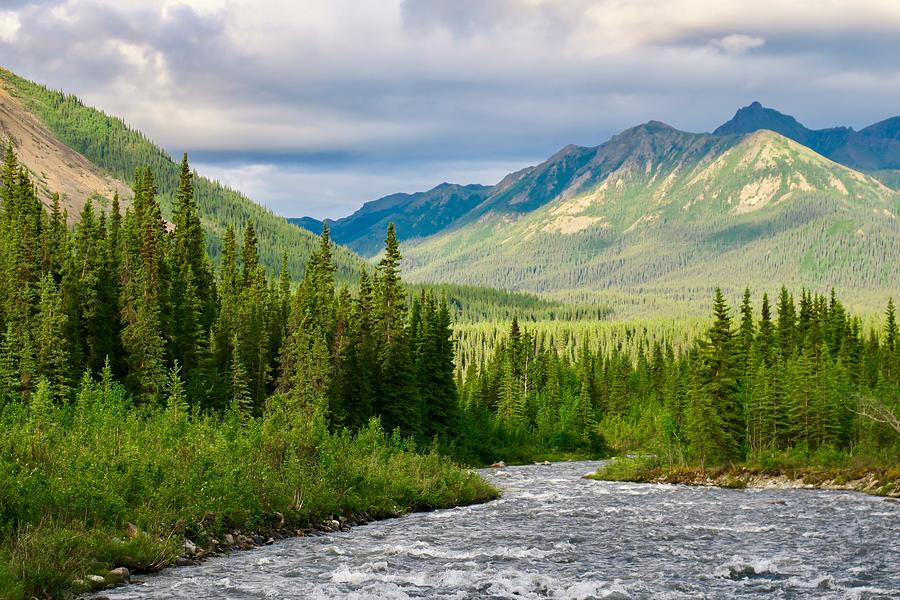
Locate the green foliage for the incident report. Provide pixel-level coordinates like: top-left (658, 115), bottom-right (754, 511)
top-left (460, 287), bottom-right (899, 467)
top-left (407, 282), bottom-right (612, 324)
top-left (0, 379), bottom-right (497, 599)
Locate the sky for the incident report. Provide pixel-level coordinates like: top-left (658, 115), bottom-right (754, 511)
top-left (1, 0), bottom-right (899, 218)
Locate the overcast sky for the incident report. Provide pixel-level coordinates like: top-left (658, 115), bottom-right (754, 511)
top-left (2, 0), bottom-right (899, 218)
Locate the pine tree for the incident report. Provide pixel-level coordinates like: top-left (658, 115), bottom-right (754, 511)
top-left (35, 274), bottom-right (70, 401)
top-left (757, 293), bottom-right (775, 367)
top-left (694, 289), bottom-right (742, 460)
top-left (341, 269), bottom-right (377, 430)
top-left (41, 193), bottom-right (68, 281)
top-left (373, 224), bottom-right (418, 436)
top-left (170, 153), bottom-right (214, 376)
top-left (418, 292), bottom-right (458, 439)
top-left (165, 361), bottom-right (188, 423)
top-left (686, 369), bottom-right (728, 468)
top-left (738, 287), bottom-right (755, 371)
top-left (241, 221), bottom-right (259, 285)
top-left (776, 286), bottom-right (796, 360)
top-left (229, 335), bottom-right (252, 416)
top-left (0, 325), bottom-right (18, 399)
top-left (120, 170), bottom-right (167, 401)
top-left (209, 225), bottom-right (240, 408)
top-left (884, 298), bottom-right (899, 386)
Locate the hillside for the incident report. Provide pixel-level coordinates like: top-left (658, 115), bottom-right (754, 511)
top-left (401, 127), bottom-right (900, 307)
top-left (0, 84), bottom-right (131, 218)
top-left (293, 183), bottom-right (492, 255)
top-left (0, 67), bottom-right (363, 282)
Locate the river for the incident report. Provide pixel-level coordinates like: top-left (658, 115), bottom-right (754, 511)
top-left (97, 461), bottom-right (899, 599)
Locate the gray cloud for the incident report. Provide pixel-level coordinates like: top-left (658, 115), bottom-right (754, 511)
top-left (1, 0), bottom-right (898, 218)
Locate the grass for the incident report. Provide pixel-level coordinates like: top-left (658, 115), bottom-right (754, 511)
top-left (0, 376), bottom-right (498, 600)
top-left (587, 450), bottom-right (900, 496)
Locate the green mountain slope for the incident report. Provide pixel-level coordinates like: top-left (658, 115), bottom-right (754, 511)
top-left (296, 104), bottom-right (900, 259)
top-left (0, 67), bottom-right (363, 282)
top-left (291, 182), bottom-right (491, 256)
top-left (402, 128), bottom-right (900, 305)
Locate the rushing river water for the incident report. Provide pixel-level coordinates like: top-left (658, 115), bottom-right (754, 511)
top-left (98, 461), bottom-right (899, 599)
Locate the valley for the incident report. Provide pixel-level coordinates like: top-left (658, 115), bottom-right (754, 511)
top-left (0, 64), bottom-right (896, 600)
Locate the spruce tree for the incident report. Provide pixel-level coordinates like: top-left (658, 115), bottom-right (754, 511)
top-left (757, 293), bottom-right (775, 367)
top-left (120, 170), bottom-right (167, 401)
top-left (35, 274), bottom-right (70, 401)
top-left (373, 224), bottom-right (418, 436)
top-left (776, 286), bottom-right (796, 360)
top-left (170, 153), bottom-right (214, 376)
top-left (695, 289), bottom-right (742, 459)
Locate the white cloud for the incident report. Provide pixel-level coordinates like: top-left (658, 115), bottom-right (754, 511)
top-left (709, 34), bottom-right (766, 56)
top-left (0, 11), bottom-right (20, 42)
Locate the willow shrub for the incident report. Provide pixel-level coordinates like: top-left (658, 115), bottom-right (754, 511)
top-left (0, 375), bottom-right (497, 600)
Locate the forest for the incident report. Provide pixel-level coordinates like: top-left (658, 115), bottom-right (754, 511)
top-left (0, 145), bottom-right (497, 600)
top-left (0, 140), bottom-right (898, 598)
top-left (456, 288), bottom-right (899, 468)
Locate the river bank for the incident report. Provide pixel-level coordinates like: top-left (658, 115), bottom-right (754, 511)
top-left (0, 392), bottom-right (498, 600)
top-left (586, 459), bottom-right (900, 497)
top-left (83, 500), bottom-right (490, 597)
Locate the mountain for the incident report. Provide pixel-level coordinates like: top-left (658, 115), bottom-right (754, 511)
top-left (0, 67), bottom-right (363, 282)
top-left (293, 104), bottom-right (900, 262)
top-left (400, 126), bottom-right (899, 306)
top-left (291, 183), bottom-right (492, 255)
top-left (715, 101), bottom-right (900, 171)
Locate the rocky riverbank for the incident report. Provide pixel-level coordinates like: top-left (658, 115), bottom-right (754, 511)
top-left (83, 507), bottom-right (446, 597)
top-left (586, 462), bottom-right (900, 498)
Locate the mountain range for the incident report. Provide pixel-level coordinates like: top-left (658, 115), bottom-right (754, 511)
top-left (0, 65), bottom-right (895, 311)
top-left (295, 103), bottom-right (900, 256)
top-left (294, 103), bottom-right (900, 308)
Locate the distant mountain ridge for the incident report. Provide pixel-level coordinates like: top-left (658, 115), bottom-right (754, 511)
top-left (293, 103), bottom-right (900, 256)
top-left (291, 182), bottom-right (491, 256)
top-left (715, 101), bottom-right (900, 171)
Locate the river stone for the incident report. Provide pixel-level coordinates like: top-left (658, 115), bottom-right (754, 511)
top-left (106, 567), bottom-right (130, 585)
top-left (175, 557), bottom-right (200, 567)
top-left (224, 533), bottom-right (234, 545)
top-left (182, 539), bottom-right (197, 556)
top-left (87, 574), bottom-right (106, 584)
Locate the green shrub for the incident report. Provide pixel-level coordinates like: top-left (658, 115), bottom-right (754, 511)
top-left (0, 384), bottom-right (498, 599)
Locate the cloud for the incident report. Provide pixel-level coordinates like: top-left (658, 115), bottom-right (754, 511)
top-left (709, 34), bottom-right (766, 56)
top-left (0, 1), bottom-right (899, 217)
top-left (0, 11), bottom-right (21, 42)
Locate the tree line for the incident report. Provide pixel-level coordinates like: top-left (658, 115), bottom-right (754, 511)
top-left (0, 144), bottom-right (456, 441)
top-left (2, 140), bottom-right (897, 465)
top-left (457, 287), bottom-right (899, 464)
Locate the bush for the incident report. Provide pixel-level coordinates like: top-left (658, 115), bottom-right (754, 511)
top-left (0, 381), bottom-right (498, 599)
